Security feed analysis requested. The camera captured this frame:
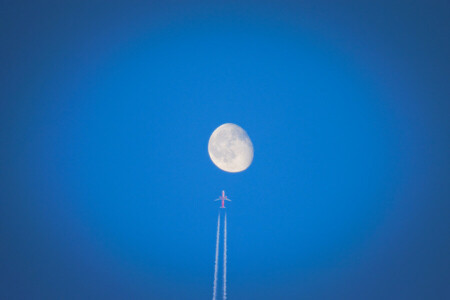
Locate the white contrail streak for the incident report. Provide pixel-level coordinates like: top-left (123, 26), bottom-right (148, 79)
top-left (223, 213), bottom-right (227, 300)
top-left (213, 213), bottom-right (221, 300)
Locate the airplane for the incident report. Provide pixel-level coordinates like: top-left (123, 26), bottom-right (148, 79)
top-left (215, 190), bottom-right (231, 208)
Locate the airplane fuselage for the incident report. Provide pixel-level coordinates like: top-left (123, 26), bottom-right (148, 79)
top-left (220, 190), bottom-right (226, 208)
top-left (216, 190), bottom-right (230, 208)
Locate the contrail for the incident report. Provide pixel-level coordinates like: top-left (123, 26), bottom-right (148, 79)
top-left (212, 213), bottom-right (221, 300)
top-left (223, 213), bottom-right (227, 300)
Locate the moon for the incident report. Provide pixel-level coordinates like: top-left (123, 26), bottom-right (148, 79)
top-left (208, 123), bottom-right (254, 173)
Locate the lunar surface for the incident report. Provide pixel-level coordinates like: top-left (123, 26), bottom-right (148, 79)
top-left (208, 123), bottom-right (254, 173)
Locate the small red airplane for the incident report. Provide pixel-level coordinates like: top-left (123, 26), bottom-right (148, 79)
top-left (215, 190), bottom-right (231, 208)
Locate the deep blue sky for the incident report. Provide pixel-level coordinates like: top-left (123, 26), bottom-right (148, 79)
top-left (1, 1), bottom-right (449, 299)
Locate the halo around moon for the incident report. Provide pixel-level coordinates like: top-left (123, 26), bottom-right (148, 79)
top-left (208, 123), bottom-right (254, 173)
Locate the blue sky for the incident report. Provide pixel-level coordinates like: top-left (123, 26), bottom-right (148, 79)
top-left (1, 1), bottom-right (449, 299)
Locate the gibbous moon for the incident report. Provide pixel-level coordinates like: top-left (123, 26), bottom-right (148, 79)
top-left (208, 123), bottom-right (254, 173)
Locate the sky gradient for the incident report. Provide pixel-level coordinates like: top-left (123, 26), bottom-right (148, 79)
top-left (1, 1), bottom-right (449, 299)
